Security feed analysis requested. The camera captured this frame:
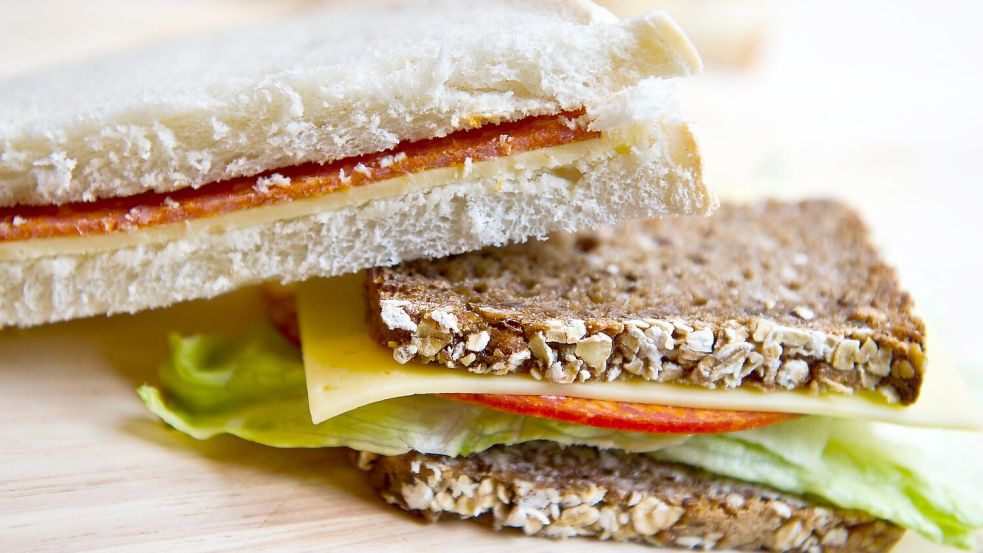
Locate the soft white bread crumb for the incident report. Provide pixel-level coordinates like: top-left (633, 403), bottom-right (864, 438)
top-left (0, 0), bottom-right (700, 207)
top-left (0, 95), bottom-right (708, 327)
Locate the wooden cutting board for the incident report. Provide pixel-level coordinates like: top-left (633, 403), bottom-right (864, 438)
top-left (0, 289), bottom-right (966, 552)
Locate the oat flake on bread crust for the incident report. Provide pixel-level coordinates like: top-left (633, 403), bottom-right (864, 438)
top-left (367, 200), bottom-right (926, 403)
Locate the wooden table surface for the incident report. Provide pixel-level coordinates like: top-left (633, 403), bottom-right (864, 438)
top-left (1, 1), bottom-right (981, 552)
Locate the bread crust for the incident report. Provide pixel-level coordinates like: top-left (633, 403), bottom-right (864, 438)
top-left (367, 200), bottom-right (925, 403)
top-left (356, 441), bottom-right (904, 552)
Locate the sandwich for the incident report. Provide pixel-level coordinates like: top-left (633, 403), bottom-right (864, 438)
top-left (0, 0), bottom-right (711, 328)
top-left (140, 200), bottom-right (983, 551)
top-left (5, 1), bottom-right (980, 551)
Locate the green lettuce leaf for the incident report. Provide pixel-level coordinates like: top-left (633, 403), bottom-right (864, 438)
top-left (139, 327), bottom-right (983, 548)
top-left (652, 418), bottom-right (983, 548)
top-left (138, 326), bottom-right (685, 455)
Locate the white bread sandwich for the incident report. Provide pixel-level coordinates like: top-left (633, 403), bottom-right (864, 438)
top-left (140, 200), bottom-right (983, 551)
top-left (0, 0), bottom-right (712, 328)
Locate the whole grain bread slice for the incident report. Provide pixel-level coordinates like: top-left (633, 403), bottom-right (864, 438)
top-left (367, 200), bottom-right (925, 403)
top-left (356, 441), bottom-right (903, 552)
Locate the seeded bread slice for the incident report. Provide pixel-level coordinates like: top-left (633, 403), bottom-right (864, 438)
top-left (367, 200), bottom-right (925, 404)
top-left (356, 441), bottom-right (903, 552)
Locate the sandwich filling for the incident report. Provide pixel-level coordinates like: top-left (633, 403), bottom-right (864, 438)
top-left (0, 111), bottom-right (597, 259)
top-left (439, 393), bottom-right (797, 434)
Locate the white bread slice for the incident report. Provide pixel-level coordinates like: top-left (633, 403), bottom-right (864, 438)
top-left (0, 0), bottom-right (700, 207)
top-left (0, 80), bottom-right (709, 327)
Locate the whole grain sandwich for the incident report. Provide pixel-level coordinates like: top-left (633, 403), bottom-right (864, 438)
top-left (142, 200), bottom-right (983, 552)
top-left (0, 0), bottom-right (710, 328)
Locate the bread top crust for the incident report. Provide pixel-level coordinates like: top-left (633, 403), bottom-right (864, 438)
top-left (374, 200), bottom-right (920, 339)
top-left (0, 0), bottom-right (700, 207)
top-left (367, 200), bottom-right (926, 402)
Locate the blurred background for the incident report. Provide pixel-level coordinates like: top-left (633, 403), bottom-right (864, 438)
top-left (1, 0), bottom-right (980, 391)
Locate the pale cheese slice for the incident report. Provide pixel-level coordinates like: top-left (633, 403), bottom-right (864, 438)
top-left (0, 137), bottom-right (606, 261)
top-left (299, 273), bottom-right (983, 430)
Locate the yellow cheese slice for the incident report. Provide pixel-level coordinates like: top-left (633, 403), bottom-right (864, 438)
top-left (0, 137), bottom-right (606, 261)
top-left (299, 273), bottom-right (983, 430)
